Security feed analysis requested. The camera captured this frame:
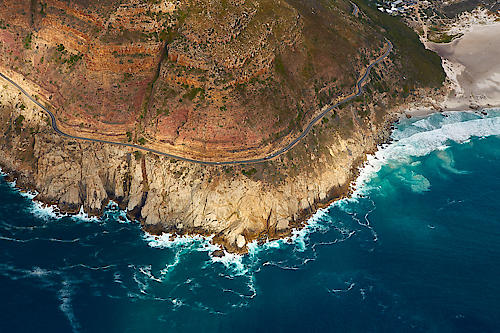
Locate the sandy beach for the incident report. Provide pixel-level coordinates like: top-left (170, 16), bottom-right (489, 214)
top-left (401, 10), bottom-right (500, 119)
top-left (425, 19), bottom-right (500, 110)
top-left (427, 22), bottom-right (500, 109)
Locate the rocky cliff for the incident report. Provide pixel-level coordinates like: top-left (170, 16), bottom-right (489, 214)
top-left (0, 0), bottom-right (445, 252)
top-left (0, 73), bottom-right (394, 253)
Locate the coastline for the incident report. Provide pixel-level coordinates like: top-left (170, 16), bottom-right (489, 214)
top-left (1, 62), bottom-right (498, 255)
top-left (2, 109), bottom-right (500, 331)
top-left (246, 15), bottom-right (500, 252)
top-left (0, 93), bottom-right (397, 255)
top-left (0, 28), bottom-right (403, 255)
top-left (0, 50), bottom-right (458, 255)
top-left (4, 106), bottom-right (499, 261)
top-left (0, 117), bottom-right (392, 260)
top-left (1, 9), bottom-right (498, 255)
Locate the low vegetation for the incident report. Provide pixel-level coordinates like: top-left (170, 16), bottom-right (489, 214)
top-left (356, 0), bottom-right (446, 88)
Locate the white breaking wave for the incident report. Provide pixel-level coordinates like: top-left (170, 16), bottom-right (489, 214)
top-left (245, 111), bottom-right (500, 257)
top-left (246, 206), bottom-right (330, 257)
top-left (145, 232), bottom-right (217, 251)
top-left (144, 232), bottom-right (250, 275)
top-left (0, 170), bottom-right (59, 220)
top-left (210, 251), bottom-right (247, 275)
top-left (354, 110), bottom-right (500, 195)
top-left (19, 189), bottom-right (37, 199)
top-left (29, 201), bottom-right (68, 220)
top-left (71, 206), bottom-right (99, 222)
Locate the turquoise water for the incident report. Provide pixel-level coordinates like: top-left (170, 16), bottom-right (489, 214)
top-left (1, 110), bottom-right (500, 332)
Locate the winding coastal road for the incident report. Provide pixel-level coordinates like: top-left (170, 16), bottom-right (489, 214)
top-left (0, 40), bottom-right (392, 166)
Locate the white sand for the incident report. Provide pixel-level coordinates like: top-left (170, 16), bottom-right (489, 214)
top-left (425, 22), bottom-right (500, 111)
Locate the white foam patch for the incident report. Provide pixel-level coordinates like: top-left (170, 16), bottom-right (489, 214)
top-left (354, 111), bottom-right (500, 195)
top-left (171, 298), bottom-right (184, 309)
top-left (30, 267), bottom-right (51, 277)
top-left (139, 265), bottom-right (163, 283)
top-left (159, 251), bottom-right (182, 278)
top-left (144, 232), bottom-right (217, 251)
top-left (71, 206), bottom-right (99, 222)
top-left (210, 251), bottom-right (247, 275)
top-left (99, 201), bottom-right (131, 224)
top-left (29, 201), bottom-right (68, 220)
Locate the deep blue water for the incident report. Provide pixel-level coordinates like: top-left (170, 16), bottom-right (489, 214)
top-left (1, 110), bottom-right (500, 332)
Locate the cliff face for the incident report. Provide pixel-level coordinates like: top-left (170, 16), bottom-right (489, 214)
top-left (0, 0), bottom-right (445, 252)
top-left (0, 68), bottom-right (398, 252)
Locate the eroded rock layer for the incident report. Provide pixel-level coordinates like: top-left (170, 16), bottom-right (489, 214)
top-left (0, 0), bottom-right (387, 159)
top-left (0, 0), bottom-right (445, 252)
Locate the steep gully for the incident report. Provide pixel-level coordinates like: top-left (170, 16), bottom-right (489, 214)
top-left (0, 40), bottom-right (393, 166)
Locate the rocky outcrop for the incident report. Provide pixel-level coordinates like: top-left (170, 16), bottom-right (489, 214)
top-left (0, 0), bottom-right (445, 253)
top-left (0, 73), bottom-right (398, 253)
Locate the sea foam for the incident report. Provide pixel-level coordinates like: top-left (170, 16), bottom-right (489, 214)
top-left (29, 201), bottom-right (68, 220)
top-left (354, 110), bottom-right (500, 196)
top-left (144, 232), bottom-right (218, 251)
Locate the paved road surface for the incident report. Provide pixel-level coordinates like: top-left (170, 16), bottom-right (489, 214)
top-left (0, 40), bottom-right (392, 165)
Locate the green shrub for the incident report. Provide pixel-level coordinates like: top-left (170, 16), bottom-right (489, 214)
top-left (14, 114), bottom-right (24, 127)
top-left (23, 33), bottom-right (32, 49)
top-left (242, 168), bottom-right (257, 177)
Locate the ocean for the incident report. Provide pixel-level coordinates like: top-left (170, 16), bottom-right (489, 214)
top-left (0, 109), bottom-right (499, 332)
